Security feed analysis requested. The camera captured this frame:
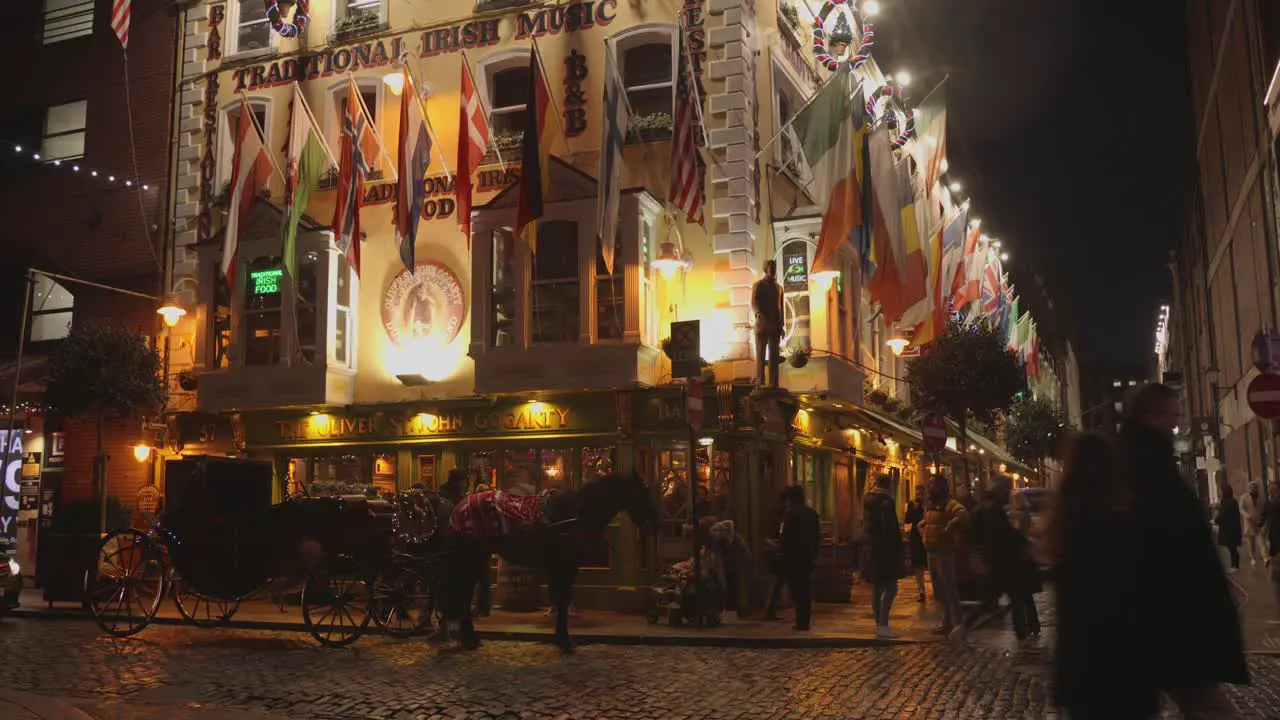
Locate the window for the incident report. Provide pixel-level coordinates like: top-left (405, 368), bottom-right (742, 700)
top-left (338, 0), bottom-right (383, 19)
top-left (42, 0), bottom-right (94, 45)
top-left (490, 230), bottom-right (517, 347)
top-left (618, 40), bottom-right (673, 137)
top-left (218, 100), bottom-right (268, 187)
top-left (297, 250), bottom-right (320, 363)
top-left (695, 445), bottom-right (731, 522)
top-left (489, 63), bottom-right (530, 137)
top-left (640, 218), bottom-right (658, 346)
top-left (333, 251), bottom-right (355, 367)
top-left (244, 258), bottom-right (283, 365)
top-left (213, 267), bottom-right (232, 368)
top-left (42, 100), bottom-right (87, 162)
top-left (531, 221), bottom-right (580, 344)
top-left (329, 82), bottom-right (382, 177)
top-left (773, 62), bottom-right (810, 184)
top-left (829, 268), bottom-right (849, 358)
top-left (229, 0), bottom-right (272, 56)
top-left (30, 274), bottom-right (73, 342)
top-left (596, 249), bottom-right (624, 341)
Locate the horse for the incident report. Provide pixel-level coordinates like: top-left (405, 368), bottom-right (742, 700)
top-left (442, 472), bottom-right (657, 652)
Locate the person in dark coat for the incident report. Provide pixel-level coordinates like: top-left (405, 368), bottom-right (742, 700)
top-left (762, 488), bottom-right (792, 621)
top-left (1121, 383), bottom-right (1249, 718)
top-left (904, 485), bottom-right (928, 603)
top-left (972, 474), bottom-right (1040, 640)
top-left (780, 485), bottom-right (821, 631)
top-left (1050, 432), bottom-right (1159, 720)
top-left (1216, 484), bottom-right (1243, 572)
top-left (862, 474), bottom-right (904, 637)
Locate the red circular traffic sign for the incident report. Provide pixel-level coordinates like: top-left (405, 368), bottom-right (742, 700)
top-left (1247, 372), bottom-right (1280, 419)
top-left (921, 414), bottom-right (948, 452)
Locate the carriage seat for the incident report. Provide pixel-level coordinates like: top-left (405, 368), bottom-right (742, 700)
top-left (451, 490), bottom-right (547, 538)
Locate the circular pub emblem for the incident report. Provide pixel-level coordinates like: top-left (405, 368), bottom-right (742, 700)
top-left (382, 260), bottom-right (467, 349)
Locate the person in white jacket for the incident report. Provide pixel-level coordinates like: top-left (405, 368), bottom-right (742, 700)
top-left (1241, 481), bottom-right (1266, 566)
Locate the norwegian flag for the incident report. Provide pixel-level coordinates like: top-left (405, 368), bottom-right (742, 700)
top-left (111, 0), bottom-right (130, 49)
top-left (668, 24), bottom-right (705, 225)
top-left (331, 81), bottom-right (375, 277)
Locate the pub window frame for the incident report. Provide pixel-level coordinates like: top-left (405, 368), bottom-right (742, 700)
top-left (325, 77), bottom-right (385, 178)
top-left (41, 99), bottom-right (87, 162)
top-left (28, 274), bottom-right (74, 343)
top-left (216, 97), bottom-right (271, 190)
top-left (477, 49), bottom-right (533, 140)
top-left (42, 0), bottom-right (94, 45)
top-left (608, 25), bottom-right (677, 141)
top-left (530, 220), bottom-right (581, 345)
top-left (226, 0), bottom-right (275, 58)
top-left (243, 256), bottom-right (285, 366)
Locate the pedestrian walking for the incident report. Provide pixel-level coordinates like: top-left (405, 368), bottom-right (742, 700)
top-left (904, 485), bottom-right (928, 603)
top-left (862, 474), bottom-right (904, 638)
top-left (1121, 383), bottom-right (1248, 719)
top-left (920, 474), bottom-right (968, 641)
top-left (1050, 433), bottom-right (1160, 720)
top-left (779, 485), bottom-right (821, 631)
top-left (972, 475), bottom-right (1041, 641)
top-left (1241, 481), bottom-right (1265, 567)
top-left (1216, 484), bottom-right (1243, 572)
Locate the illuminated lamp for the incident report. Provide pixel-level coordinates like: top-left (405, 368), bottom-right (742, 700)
top-left (810, 270), bottom-right (839, 291)
top-left (863, 0), bottom-right (880, 16)
top-left (396, 373), bottom-right (432, 387)
top-left (133, 445), bottom-right (152, 463)
top-left (653, 242), bottom-right (686, 280)
top-left (156, 294), bottom-right (187, 327)
top-left (383, 71), bottom-right (406, 95)
top-left (886, 333), bottom-right (910, 356)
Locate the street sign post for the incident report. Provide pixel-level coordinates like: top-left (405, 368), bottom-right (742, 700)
top-left (670, 320), bottom-right (702, 379)
top-left (921, 414), bottom-right (948, 453)
top-left (1246, 372), bottom-right (1280, 419)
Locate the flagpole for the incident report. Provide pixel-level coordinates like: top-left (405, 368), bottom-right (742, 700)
top-left (753, 69), bottom-right (847, 161)
top-left (347, 75), bottom-right (399, 182)
top-left (675, 13), bottom-right (716, 163)
top-left (238, 93), bottom-right (287, 183)
top-left (403, 59), bottom-right (453, 184)
top-left (462, 51), bottom-right (508, 173)
top-left (530, 37), bottom-right (574, 157)
top-left (291, 83), bottom-right (339, 169)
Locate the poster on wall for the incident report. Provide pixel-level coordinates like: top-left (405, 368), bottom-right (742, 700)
top-left (19, 452), bottom-right (41, 518)
top-left (0, 430), bottom-right (26, 551)
top-left (45, 432), bottom-right (65, 468)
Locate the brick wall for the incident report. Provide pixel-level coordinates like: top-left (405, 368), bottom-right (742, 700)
top-left (58, 413), bottom-right (150, 508)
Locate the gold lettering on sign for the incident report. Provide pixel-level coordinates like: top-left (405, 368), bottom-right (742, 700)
top-left (475, 407), bottom-right (571, 432)
top-left (656, 400), bottom-right (684, 422)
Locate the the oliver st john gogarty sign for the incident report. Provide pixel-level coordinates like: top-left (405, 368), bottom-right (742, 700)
top-left (230, 0), bottom-right (619, 93)
top-left (271, 402), bottom-right (593, 443)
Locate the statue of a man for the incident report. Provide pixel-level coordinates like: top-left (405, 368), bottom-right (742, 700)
top-left (751, 260), bottom-right (785, 387)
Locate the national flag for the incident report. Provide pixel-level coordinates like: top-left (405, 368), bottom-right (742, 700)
top-left (912, 81), bottom-right (947, 196)
top-left (332, 80), bottom-right (373, 277)
top-left (457, 57), bottom-right (491, 247)
top-left (978, 247), bottom-right (1003, 318)
top-left (395, 74), bottom-right (432, 272)
top-left (952, 224), bottom-right (986, 308)
top-left (913, 205), bottom-right (967, 347)
top-left (867, 126), bottom-right (927, 325)
top-left (1005, 295), bottom-right (1020, 351)
top-left (222, 104), bottom-right (271, 291)
top-left (515, 44), bottom-right (558, 253)
top-left (668, 24), bottom-right (706, 225)
top-left (111, 0), bottom-right (130, 49)
top-left (280, 85), bottom-right (326, 283)
top-left (790, 69), bottom-right (867, 275)
top-left (597, 47), bottom-right (631, 275)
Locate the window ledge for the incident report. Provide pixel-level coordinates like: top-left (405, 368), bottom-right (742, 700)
top-left (223, 46), bottom-right (278, 64)
top-left (330, 21), bottom-right (389, 45)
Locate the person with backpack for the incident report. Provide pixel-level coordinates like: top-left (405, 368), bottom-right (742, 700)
top-left (920, 473), bottom-right (969, 641)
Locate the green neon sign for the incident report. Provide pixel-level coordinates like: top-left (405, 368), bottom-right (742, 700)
top-left (250, 268), bottom-right (283, 295)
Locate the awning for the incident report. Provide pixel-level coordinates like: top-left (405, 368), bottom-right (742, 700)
top-left (947, 419), bottom-right (1017, 465)
top-left (854, 406), bottom-right (923, 445)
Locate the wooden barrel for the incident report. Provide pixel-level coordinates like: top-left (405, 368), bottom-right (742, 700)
top-left (495, 558), bottom-right (541, 612)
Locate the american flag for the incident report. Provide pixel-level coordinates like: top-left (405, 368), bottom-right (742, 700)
top-left (111, 0), bottom-right (130, 49)
top-left (668, 24), bottom-right (705, 225)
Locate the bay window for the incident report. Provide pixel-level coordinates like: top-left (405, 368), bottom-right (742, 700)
top-left (532, 220), bottom-right (580, 344)
top-left (332, 250), bottom-right (355, 367)
top-left (490, 230), bottom-right (517, 347)
top-left (244, 257), bottom-right (283, 366)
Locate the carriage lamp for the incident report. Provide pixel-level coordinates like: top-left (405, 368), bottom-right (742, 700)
top-left (133, 444), bottom-right (152, 463)
top-left (653, 242), bottom-right (688, 280)
top-left (156, 294), bottom-right (187, 327)
top-left (886, 333), bottom-right (910, 355)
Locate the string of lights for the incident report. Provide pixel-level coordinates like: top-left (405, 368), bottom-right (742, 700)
top-left (4, 140), bottom-right (154, 192)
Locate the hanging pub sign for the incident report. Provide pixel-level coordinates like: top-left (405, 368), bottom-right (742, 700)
top-left (382, 260), bottom-right (467, 349)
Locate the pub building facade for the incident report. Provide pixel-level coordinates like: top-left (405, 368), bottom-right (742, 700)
top-left (162, 0), bottom-right (1011, 608)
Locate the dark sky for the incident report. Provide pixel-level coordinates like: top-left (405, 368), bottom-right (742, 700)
top-left (879, 0), bottom-right (1191, 370)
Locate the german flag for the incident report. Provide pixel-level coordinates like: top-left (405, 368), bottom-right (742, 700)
top-left (515, 44), bottom-right (558, 254)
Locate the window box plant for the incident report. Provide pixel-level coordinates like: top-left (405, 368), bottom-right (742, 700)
top-left (333, 9), bottom-right (382, 43)
top-left (628, 112), bottom-right (673, 143)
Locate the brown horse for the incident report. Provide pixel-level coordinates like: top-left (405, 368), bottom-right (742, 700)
top-left (443, 472), bottom-right (657, 651)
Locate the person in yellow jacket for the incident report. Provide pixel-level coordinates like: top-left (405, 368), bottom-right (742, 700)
top-left (921, 474), bottom-right (970, 640)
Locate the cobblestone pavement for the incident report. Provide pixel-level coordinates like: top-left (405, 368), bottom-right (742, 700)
top-left (3, 616), bottom-right (1280, 720)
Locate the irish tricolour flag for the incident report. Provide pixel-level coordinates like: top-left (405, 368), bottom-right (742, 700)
top-left (792, 68), bottom-right (868, 276)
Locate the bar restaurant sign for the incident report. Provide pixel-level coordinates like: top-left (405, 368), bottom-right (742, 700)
top-left (230, 0), bottom-right (620, 92)
top-left (273, 402), bottom-right (583, 442)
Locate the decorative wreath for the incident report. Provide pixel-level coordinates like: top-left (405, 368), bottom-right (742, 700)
top-left (811, 0), bottom-right (875, 73)
top-left (865, 83), bottom-right (915, 148)
top-left (265, 0), bottom-right (310, 38)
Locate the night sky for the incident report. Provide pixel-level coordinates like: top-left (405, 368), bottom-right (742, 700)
top-left (879, 0), bottom-right (1192, 370)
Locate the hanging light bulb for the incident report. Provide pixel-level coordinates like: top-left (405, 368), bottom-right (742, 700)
top-left (886, 332), bottom-right (910, 356)
top-left (156, 293), bottom-right (188, 327)
top-left (653, 241), bottom-right (685, 280)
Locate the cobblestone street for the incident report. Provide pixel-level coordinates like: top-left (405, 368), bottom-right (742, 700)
top-left (1, 615), bottom-right (1279, 720)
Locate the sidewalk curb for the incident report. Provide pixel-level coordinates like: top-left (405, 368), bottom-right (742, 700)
top-left (8, 606), bottom-right (934, 649)
top-left (0, 690), bottom-right (98, 720)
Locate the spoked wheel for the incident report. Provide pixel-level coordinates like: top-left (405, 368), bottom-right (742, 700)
top-left (302, 557), bottom-right (373, 647)
top-left (85, 530), bottom-right (165, 638)
top-left (372, 564), bottom-right (436, 638)
top-left (172, 572), bottom-right (240, 627)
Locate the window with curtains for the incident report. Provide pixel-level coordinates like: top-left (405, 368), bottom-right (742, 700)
top-left (531, 221), bottom-right (580, 344)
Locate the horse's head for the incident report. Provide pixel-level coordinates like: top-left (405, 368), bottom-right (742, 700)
top-left (617, 471), bottom-right (658, 535)
top-left (579, 471), bottom-right (658, 534)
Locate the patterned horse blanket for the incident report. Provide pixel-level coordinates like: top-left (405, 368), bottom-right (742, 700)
top-left (451, 490), bottom-right (546, 538)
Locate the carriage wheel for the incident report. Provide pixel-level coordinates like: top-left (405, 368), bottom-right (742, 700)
top-left (172, 573), bottom-right (240, 627)
top-left (372, 565), bottom-right (435, 638)
top-left (302, 557), bottom-right (372, 647)
top-left (85, 529), bottom-right (165, 638)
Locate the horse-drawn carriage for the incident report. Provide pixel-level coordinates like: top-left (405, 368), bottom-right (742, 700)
top-left (84, 456), bottom-right (449, 647)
